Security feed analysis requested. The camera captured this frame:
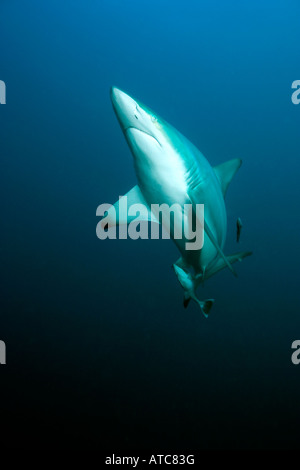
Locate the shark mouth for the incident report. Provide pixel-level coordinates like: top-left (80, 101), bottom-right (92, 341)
top-left (125, 127), bottom-right (162, 147)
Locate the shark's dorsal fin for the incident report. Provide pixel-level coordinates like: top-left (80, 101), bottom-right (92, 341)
top-left (214, 158), bottom-right (242, 197)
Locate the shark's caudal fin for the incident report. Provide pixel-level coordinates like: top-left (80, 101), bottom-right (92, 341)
top-left (195, 298), bottom-right (215, 318)
top-left (199, 299), bottom-right (215, 318)
top-left (213, 158), bottom-right (242, 198)
top-left (183, 293), bottom-right (214, 318)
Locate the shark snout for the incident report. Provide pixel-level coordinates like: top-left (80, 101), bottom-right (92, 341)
top-left (110, 86), bottom-right (140, 132)
top-left (110, 86), bottom-right (163, 154)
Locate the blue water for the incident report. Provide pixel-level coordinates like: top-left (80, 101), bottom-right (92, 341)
top-left (1, 0), bottom-right (300, 449)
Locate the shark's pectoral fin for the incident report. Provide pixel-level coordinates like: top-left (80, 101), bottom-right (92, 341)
top-left (205, 251), bottom-right (252, 280)
top-left (101, 185), bottom-right (159, 227)
top-left (204, 220), bottom-right (238, 277)
top-left (214, 158), bottom-right (242, 198)
top-left (187, 192), bottom-right (237, 277)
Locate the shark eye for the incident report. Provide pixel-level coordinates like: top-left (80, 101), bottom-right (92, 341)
top-left (151, 115), bottom-right (157, 123)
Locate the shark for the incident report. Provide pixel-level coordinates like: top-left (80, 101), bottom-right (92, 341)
top-left (102, 87), bottom-right (252, 317)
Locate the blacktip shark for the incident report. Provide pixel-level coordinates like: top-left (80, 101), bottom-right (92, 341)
top-left (103, 87), bottom-right (252, 317)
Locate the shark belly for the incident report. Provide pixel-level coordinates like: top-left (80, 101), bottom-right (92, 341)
top-left (127, 127), bottom-right (227, 274)
top-left (133, 142), bottom-right (190, 256)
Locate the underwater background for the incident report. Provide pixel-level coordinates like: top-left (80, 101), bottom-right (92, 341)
top-left (1, 0), bottom-right (300, 449)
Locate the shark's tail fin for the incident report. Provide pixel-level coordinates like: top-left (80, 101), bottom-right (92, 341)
top-left (197, 298), bottom-right (215, 318)
top-left (184, 293), bottom-right (215, 318)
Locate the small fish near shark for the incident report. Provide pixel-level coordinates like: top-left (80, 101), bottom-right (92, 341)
top-left (102, 87), bottom-right (252, 317)
top-left (236, 217), bottom-right (243, 243)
